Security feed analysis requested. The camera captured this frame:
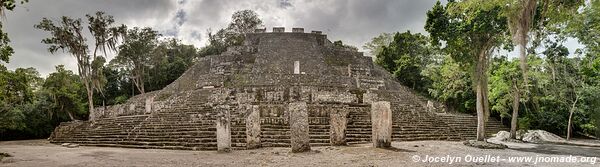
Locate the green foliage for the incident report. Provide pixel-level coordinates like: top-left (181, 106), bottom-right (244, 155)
top-left (489, 56), bottom-right (522, 119)
top-left (205, 10), bottom-right (263, 55)
top-left (0, 0), bottom-right (28, 64)
top-left (44, 65), bottom-right (86, 120)
top-left (375, 31), bottom-right (434, 93)
top-left (144, 39), bottom-right (198, 92)
top-left (333, 40), bottom-right (359, 52)
top-left (423, 55), bottom-right (475, 113)
top-left (363, 33), bottom-right (393, 56)
top-left (112, 27), bottom-right (160, 94)
top-left (35, 11), bottom-right (127, 115)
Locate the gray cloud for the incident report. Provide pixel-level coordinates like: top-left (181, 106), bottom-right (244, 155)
top-left (4, 0), bottom-right (441, 76)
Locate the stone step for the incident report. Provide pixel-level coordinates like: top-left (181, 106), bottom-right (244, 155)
top-left (67, 143), bottom-right (216, 150)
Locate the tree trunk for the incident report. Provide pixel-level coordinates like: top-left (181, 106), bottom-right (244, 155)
top-left (510, 87), bottom-right (520, 139)
top-left (475, 50), bottom-right (488, 141)
top-left (85, 81), bottom-right (94, 120)
top-left (567, 96), bottom-right (579, 140)
top-left (518, 0), bottom-right (536, 91)
top-left (519, 38), bottom-right (528, 91)
top-left (67, 111), bottom-right (76, 121)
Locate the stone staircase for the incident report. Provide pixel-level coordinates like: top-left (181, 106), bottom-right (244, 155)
top-left (231, 119), bottom-right (247, 150)
top-left (436, 113), bottom-right (509, 139)
top-left (260, 118), bottom-right (291, 147)
top-left (391, 103), bottom-right (462, 141)
top-left (51, 92), bottom-right (222, 150)
top-left (309, 113), bottom-right (331, 146)
top-left (346, 107), bottom-right (371, 144)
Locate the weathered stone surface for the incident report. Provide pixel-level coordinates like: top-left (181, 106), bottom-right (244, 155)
top-left (289, 102), bottom-right (310, 152)
top-left (371, 101), bottom-right (392, 148)
top-left (216, 106), bottom-right (231, 152)
top-left (144, 96), bottom-right (154, 113)
top-left (330, 107), bottom-right (348, 145)
top-left (294, 61), bottom-right (300, 74)
top-left (245, 105), bottom-right (261, 149)
top-left (51, 28), bottom-right (509, 151)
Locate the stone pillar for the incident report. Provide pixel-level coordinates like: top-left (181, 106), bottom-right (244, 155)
top-left (330, 107), bottom-right (349, 145)
top-left (289, 102), bottom-right (310, 152)
top-left (145, 97), bottom-right (154, 114)
top-left (216, 106), bottom-right (231, 152)
top-left (294, 61), bottom-right (300, 74)
top-left (426, 100), bottom-right (434, 113)
top-left (371, 101), bottom-right (392, 148)
top-left (246, 105), bottom-right (261, 149)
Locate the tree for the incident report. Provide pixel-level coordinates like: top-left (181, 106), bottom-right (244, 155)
top-left (145, 38), bottom-right (198, 92)
top-left (375, 31), bottom-right (433, 93)
top-left (112, 27), bottom-right (160, 94)
top-left (423, 55), bottom-right (475, 113)
top-left (426, 1), bottom-right (510, 141)
top-left (363, 32), bottom-right (393, 56)
top-left (205, 9), bottom-right (263, 55)
top-left (0, 66), bottom-right (39, 136)
top-left (35, 11), bottom-right (126, 117)
top-left (571, 1), bottom-right (600, 137)
top-left (462, 0), bottom-right (584, 139)
top-left (0, 0), bottom-right (28, 64)
top-left (333, 40), bottom-right (359, 52)
top-left (489, 56), bottom-right (522, 138)
top-left (43, 65), bottom-right (85, 120)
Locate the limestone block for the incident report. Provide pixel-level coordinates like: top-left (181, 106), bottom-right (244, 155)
top-left (216, 106), bottom-right (231, 152)
top-left (289, 102), bottom-right (310, 152)
top-left (371, 101), bottom-right (392, 148)
top-left (294, 61), bottom-right (300, 74)
top-left (128, 104), bottom-right (136, 114)
top-left (363, 92), bottom-right (377, 104)
top-left (145, 97), bottom-right (154, 113)
top-left (330, 108), bottom-right (349, 145)
top-left (292, 28), bottom-right (304, 33)
top-left (246, 105), bottom-right (261, 149)
top-left (273, 27), bottom-right (285, 32)
top-left (427, 100), bottom-right (434, 113)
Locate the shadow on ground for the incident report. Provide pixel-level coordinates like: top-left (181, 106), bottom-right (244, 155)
top-left (382, 146), bottom-right (416, 152)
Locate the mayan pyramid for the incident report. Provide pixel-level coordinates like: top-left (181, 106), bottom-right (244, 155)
top-left (49, 27), bottom-right (507, 150)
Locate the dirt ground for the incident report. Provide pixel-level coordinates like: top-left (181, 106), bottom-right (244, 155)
top-left (0, 140), bottom-right (598, 167)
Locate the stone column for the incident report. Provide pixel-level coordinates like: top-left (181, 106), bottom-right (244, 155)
top-left (289, 102), bottom-right (310, 152)
top-left (330, 107), bottom-right (349, 145)
top-left (216, 106), bottom-right (231, 152)
top-left (145, 97), bottom-right (154, 114)
top-left (294, 61), bottom-right (300, 74)
top-left (246, 105), bottom-right (261, 149)
top-left (371, 101), bottom-right (392, 148)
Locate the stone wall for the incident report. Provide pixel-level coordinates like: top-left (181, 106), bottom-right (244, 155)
top-left (50, 28), bottom-right (500, 151)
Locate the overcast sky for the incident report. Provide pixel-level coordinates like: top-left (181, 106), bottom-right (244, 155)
top-left (1, 0), bottom-right (582, 77)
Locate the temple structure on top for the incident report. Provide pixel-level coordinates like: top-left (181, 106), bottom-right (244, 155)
top-left (49, 27), bottom-right (507, 150)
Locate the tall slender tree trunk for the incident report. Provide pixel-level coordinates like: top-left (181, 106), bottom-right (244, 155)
top-left (518, 0), bottom-right (536, 90)
top-left (85, 81), bottom-right (94, 119)
top-left (510, 86), bottom-right (520, 139)
top-left (475, 50), bottom-right (488, 141)
top-left (567, 96), bottom-right (579, 140)
top-left (519, 38), bottom-right (528, 91)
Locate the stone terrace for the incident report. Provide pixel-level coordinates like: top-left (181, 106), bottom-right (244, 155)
top-left (50, 27), bottom-right (508, 151)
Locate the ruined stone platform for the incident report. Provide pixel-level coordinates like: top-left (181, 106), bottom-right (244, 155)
top-left (49, 27), bottom-right (508, 150)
